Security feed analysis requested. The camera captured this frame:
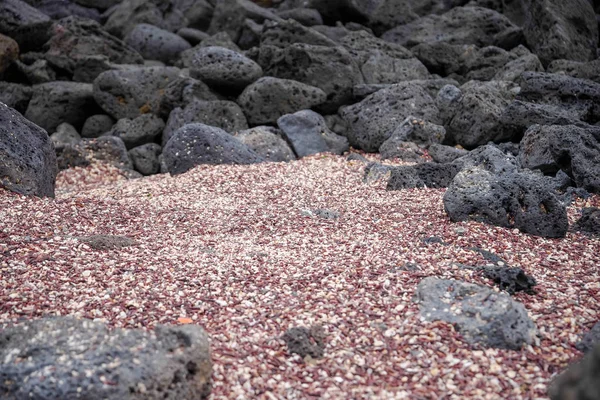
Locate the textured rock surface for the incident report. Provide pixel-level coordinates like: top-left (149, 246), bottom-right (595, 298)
top-left (0, 102), bottom-right (57, 197)
top-left (124, 23), bottom-right (191, 64)
top-left (163, 123), bottom-right (263, 175)
top-left (235, 126), bottom-right (296, 162)
top-left (190, 46), bottom-right (262, 92)
top-left (549, 344), bottom-right (600, 400)
top-left (0, 317), bottom-right (212, 400)
top-left (415, 277), bottom-right (538, 350)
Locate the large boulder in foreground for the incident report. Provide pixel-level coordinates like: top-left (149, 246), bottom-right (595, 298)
top-left (443, 167), bottom-right (568, 238)
top-left (0, 102), bottom-right (57, 197)
top-left (549, 344), bottom-right (600, 400)
top-left (0, 317), bottom-right (212, 400)
top-left (415, 277), bottom-right (538, 350)
top-left (163, 123), bottom-right (263, 175)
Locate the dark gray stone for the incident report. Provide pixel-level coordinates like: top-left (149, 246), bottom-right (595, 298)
top-left (340, 82), bottom-right (439, 152)
top-left (443, 167), bottom-right (569, 238)
top-left (208, 0), bottom-right (281, 42)
top-left (156, 76), bottom-right (219, 119)
top-left (493, 53), bottom-right (544, 82)
top-left (363, 162), bottom-right (393, 183)
top-left (547, 59), bottom-right (600, 84)
top-left (72, 0), bottom-right (120, 10)
top-left (93, 66), bottom-right (183, 120)
top-left (190, 46), bottom-right (263, 92)
top-left (172, 0), bottom-right (214, 31)
top-left (282, 326), bottom-right (325, 359)
top-left (109, 114), bottom-right (165, 150)
top-left (572, 207), bottom-right (600, 235)
top-left (25, 81), bottom-right (97, 133)
top-left (104, 0), bottom-right (187, 39)
top-left (177, 28), bottom-right (210, 46)
top-left (235, 126), bottom-right (296, 162)
top-left (76, 234), bottom-right (136, 250)
top-left (0, 82), bottom-right (32, 114)
top-left (549, 344), bottom-right (600, 400)
top-left (124, 23), bottom-right (191, 64)
top-left (163, 123), bottom-right (264, 175)
top-left (129, 143), bottom-right (162, 175)
top-left (0, 0), bottom-right (53, 52)
top-left (277, 110), bottom-right (349, 157)
top-left (576, 322), bottom-right (600, 352)
top-left (382, 6), bottom-right (522, 50)
top-left (260, 18), bottom-right (337, 48)
top-left (0, 317), bottom-right (212, 400)
top-left (482, 266), bottom-right (537, 295)
top-left (162, 100), bottom-right (248, 147)
top-left (276, 8), bottom-right (323, 26)
top-left (428, 143), bottom-right (468, 163)
top-left (522, 0), bottom-right (598, 66)
top-left (519, 124), bottom-right (600, 193)
top-left (15, 58), bottom-right (56, 84)
top-left (0, 102), bottom-right (57, 198)
top-left (50, 123), bottom-right (81, 148)
top-left (254, 43), bottom-right (364, 113)
top-left (57, 136), bottom-right (133, 171)
top-left (44, 16), bottom-right (143, 75)
top-left (452, 144), bottom-right (519, 175)
top-left (23, 0), bottom-right (100, 21)
top-left (517, 72), bottom-right (600, 103)
top-left (387, 163), bottom-right (461, 190)
top-left (379, 140), bottom-right (424, 163)
top-left (237, 77), bottom-right (326, 126)
top-left (415, 277), bottom-right (538, 350)
top-left (81, 114), bottom-right (114, 138)
top-left (444, 80), bottom-right (518, 148)
top-left (381, 116), bottom-right (446, 150)
top-left (499, 100), bottom-right (587, 141)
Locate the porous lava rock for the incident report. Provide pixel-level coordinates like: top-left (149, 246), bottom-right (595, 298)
top-left (548, 344), bottom-right (600, 400)
top-left (124, 23), bottom-right (191, 64)
top-left (235, 126), bottom-right (296, 162)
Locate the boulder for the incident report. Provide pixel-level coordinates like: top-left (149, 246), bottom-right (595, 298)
top-left (340, 82), bottom-right (439, 152)
top-left (25, 81), bottom-right (97, 133)
top-left (482, 266), bottom-right (537, 295)
top-left (155, 76), bottom-right (219, 119)
top-left (108, 114), bottom-right (165, 150)
top-left (44, 16), bottom-right (143, 75)
top-left (0, 82), bottom-right (32, 114)
top-left (56, 136), bottom-right (133, 171)
top-left (0, 33), bottom-right (19, 75)
top-left (277, 110), bottom-right (349, 157)
top-left (124, 23), bottom-right (191, 64)
top-left (207, 0), bottom-right (280, 42)
top-left (93, 67), bottom-right (182, 120)
top-left (235, 126), bottom-right (296, 162)
top-left (443, 167), bottom-right (569, 238)
top-left (521, 0), bottom-right (598, 66)
top-left (129, 143), bottom-right (162, 175)
top-left (415, 277), bottom-right (538, 350)
top-left (386, 163), bottom-right (461, 190)
top-left (171, 0), bottom-right (214, 31)
top-left (23, 0), bottom-right (101, 21)
top-left (493, 53), bottom-right (544, 82)
top-left (177, 28), bottom-right (210, 46)
top-left (517, 72), bottom-right (600, 105)
top-left (0, 317), bottom-right (212, 400)
top-left (452, 144), bottom-right (519, 175)
top-left (379, 141), bottom-right (425, 163)
top-left (104, 0), bottom-right (187, 39)
top-left (255, 43), bottom-right (364, 113)
top-left (443, 80), bottom-right (518, 148)
top-left (190, 46), bottom-right (263, 92)
top-left (162, 100), bottom-right (248, 146)
top-left (50, 122), bottom-right (81, 147)
top-left (518, 124), bottom-right (600, 193)
top-left (0, 0), bottom-right (53, 52)
top-left (572, 207), bottom-right (600, 235)
top-left (81, 114), bottom-right (114, 138)
top-left (0, 102), bottom-right (57, 198)
top-left (549, 344), bottom-right (600, 400)
top-left (381, 116), bottom-right (445, 149)
top-left (237, 77), bottom-right (327, 126)
top-left (260, 18), bottom-right (337, 48)
top-left (428, 143), bottom-right (468, 164)
top-left (163, 123), bottom-right (263, 175)
top-left (276, 8), bottom-right (323, 26)
top-left (382, 7), bottom-right (522, 50)
top-left (576, 322), bottom-right (600, 353)
top-left (547, 59), bottom-right (600, 84)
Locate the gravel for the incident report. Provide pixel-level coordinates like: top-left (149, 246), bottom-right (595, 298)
top-left (1, 155), bottom-right (599, 399)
